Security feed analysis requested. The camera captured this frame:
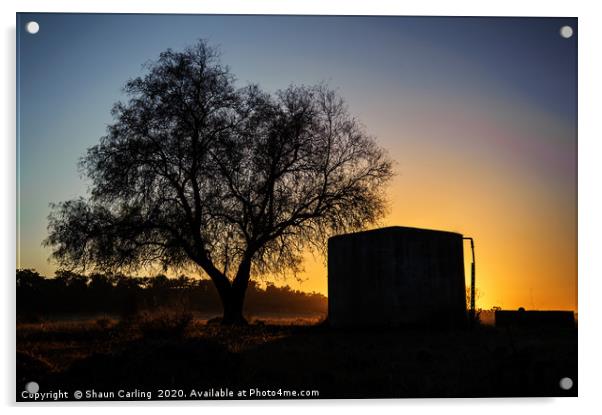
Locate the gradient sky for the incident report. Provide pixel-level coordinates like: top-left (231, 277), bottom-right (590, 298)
top-left (17, 14), bottom-right (577, 311)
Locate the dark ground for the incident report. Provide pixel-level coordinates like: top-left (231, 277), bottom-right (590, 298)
top-left (16, 314), bottom-right (577, 400)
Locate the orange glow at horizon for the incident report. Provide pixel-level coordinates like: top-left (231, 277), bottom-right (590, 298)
top-left (276, 93), bottom-right (577, 313)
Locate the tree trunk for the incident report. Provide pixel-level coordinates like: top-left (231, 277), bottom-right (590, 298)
top-left (196, 253), bottom-right (252, 325)
top-left (221, 286), bottom-right (248, 325)
top-left (219, 257), bottom-right (252, 325)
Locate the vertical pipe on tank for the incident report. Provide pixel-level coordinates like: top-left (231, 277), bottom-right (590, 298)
top-left (464, 237), bottom-right (476, 324)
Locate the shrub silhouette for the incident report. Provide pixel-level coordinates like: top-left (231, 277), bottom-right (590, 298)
top-left (137, 311), bottom-right (194, 339)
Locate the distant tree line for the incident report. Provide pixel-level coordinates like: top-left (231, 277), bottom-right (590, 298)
top-left (16, 269), bottom-right (327, 318)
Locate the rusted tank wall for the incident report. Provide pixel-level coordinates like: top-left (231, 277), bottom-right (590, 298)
top-left (328, 226), bottom-right (467, 327)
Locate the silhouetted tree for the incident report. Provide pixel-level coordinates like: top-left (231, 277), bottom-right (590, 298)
top-left (44, 40), bottom-right (393, 324)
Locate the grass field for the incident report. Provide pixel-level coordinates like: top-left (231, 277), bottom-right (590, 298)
top-left (16, 312), bottom-right (577, 400)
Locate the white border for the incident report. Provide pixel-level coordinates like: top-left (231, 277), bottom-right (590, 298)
top-left (3, 1), bottom-right (601, 414)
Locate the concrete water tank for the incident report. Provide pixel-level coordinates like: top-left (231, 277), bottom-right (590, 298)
top-left (328, 226), bottom-right (467, 327)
